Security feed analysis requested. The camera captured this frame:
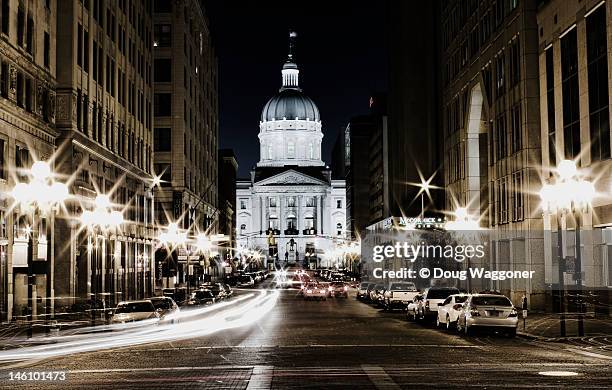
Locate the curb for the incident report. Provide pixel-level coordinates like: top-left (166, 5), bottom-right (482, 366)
top-left (517, 331), bottom-right (540, 340)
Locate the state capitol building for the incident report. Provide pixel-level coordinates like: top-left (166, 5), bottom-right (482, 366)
top-left (236, 32), bottom-right (346, 268)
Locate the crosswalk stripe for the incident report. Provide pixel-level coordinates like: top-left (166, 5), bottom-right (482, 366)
top-left (247, 365), bottom-right (273, 390)
top-left (361, 365), bottom-right (401, 390)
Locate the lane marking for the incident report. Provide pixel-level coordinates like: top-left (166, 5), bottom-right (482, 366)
top-left (564, 347), bottom-right (612, 361)
top-left (130, 344), bottom-right (484, 351)
top-left (361, 365), bottom-right (401, 390)
top-left (246, 365), bottom-right (273, 390)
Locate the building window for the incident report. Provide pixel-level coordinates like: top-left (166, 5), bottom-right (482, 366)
top-left (268, 215), bottom-right (278, 229)
top-left (44, 32), bottom-right (50, 68)
top-left (77, 23), bottom-right (82, 67)
top-left (287, 197), bottom-right (295, 207)
top-left (154, 93), bottom-right (171, 116)
top-left (511, 103), bottom-right (521, 153)
top-left (240, 224), bottom-right (246, 234)
top-left (0, 61), bottom-right (7, 98)
top-left (26, 14), bottom-right (33, 54)
top-left (286, 215), bottom-right (296, 230)
top-left (561, 27), bottom-right (580, 159)
top-left (1, 0), bottom-right (8, 35)
top-left (17, 5), bottom-right (24, 47)
top-left (269, 197), bottom-right (277, 207)
top-left (546, 48), bottom-right (556, 167)
top-left (306, 197), bottom-right (314, 207)
top-left (512, 171), bottom-right (524, 221)
top-left (509, 38), bottom-right (520, 87)
top-left (154, 128), bottom-right (171, 152)
top-left (287, 141), bottom-right (295, 158)
top-left (0, 138), bottom-right (5, 180)
top-left (495, 53), bottom-right (505, 98)
top-left (587, 5), bottom-right (610, 162)
top-left (154, 58), bottom-right (171, 82)
top-left (305, 216), bottom-right (314, 229)
top-left (154, 24), bottom-right (171, 47)
top-left (16, 72), bottom-right (23, 108)
top-left (336, 199), bottom-right (342, 209)
top-left (154, 0), bottom-right (172, 13)
top-left (336, 223), bottom-right (342, 236)
top-left (495, 112), bottom-right (507, 160)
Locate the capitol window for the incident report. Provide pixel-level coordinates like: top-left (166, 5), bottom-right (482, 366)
top-left (336, 223), bottom-right (343, 236)
top-left (288, 197), bottom-right (295, 207)
top-left (287, 141), bottom-right (295, 158)
top-left (306, 197), bottom-right (315, 207)
top-left (240, 224), bottom-right (246, 234)
top-left (269, 197), bottom-right (277, 207)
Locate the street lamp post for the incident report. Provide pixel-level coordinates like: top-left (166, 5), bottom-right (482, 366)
top-left (9, 161), bottom-right (69, 338)
top-left (539, 159), bottom-right (594, 337)
top-left (80, 194), bottom-right (124, 327)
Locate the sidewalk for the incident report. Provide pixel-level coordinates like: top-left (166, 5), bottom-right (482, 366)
top-left (517, 312), bottom-right (612, 339)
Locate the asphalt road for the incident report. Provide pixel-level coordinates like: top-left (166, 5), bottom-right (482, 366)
top-left (0, 280), bottom-right (610, 389)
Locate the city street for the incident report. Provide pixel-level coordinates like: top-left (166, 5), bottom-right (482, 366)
top-left (0, 280), bottom-right (610, 389)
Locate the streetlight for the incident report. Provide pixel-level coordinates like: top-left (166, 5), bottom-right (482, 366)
top-left (158, 222), bottom-right (187, 291)
top-left (193, 232), bottom-right (212, 291)
top-left (539, 159), bottom-right (594, 337)
top-left (80, 194), bottom-right (124, 327)
top-left (9, 161), bottom-right (69, 337)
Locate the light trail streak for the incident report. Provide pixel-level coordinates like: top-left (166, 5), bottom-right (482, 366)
top-left (0, 290), bottom-right (279, 362)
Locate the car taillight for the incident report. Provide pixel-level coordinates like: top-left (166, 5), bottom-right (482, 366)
top-left (508, 308), bottom-right (518, 317)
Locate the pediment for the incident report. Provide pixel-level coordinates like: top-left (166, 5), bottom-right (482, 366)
top-left (255, 169), bottom-right (327, 186)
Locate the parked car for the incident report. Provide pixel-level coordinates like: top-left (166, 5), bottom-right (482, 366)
top-left (406, 294), bottom-right (424, 321)
top-left (201, 283), bottom-right (227, 300)
top-left (383, 282), bottom-right (419, 311)
top-left (456, 294), bottom-right (518, 336)
top-left (417, 287), bottom-right (461, 321)
top-left (111, 300), bottom-right (159, 324)
top-left (149, 296), bottom-right (180, 323)
top-left (435, 294), bottom-right (470, 330)
top-left (328, 282), bottom-right (349, 298)
top-left (357, 282), bottom-right (371, 300)
top-left (369, 284), bottom-right (386, 306)
top-left (185, 289), bottom-right (216, 306)
top-left (364, 283), bottom-right (378, 302)
top-left (304, 283), bottom-right (328, 300)
top-left (238, 275), bottom-right (255, 287)
top-left (221, 283), bottom-right (233, 298)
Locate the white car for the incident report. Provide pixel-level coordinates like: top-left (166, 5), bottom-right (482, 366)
top-left (456, 294), bottom-right (519, 337)
top-left (436, 294), bottom-right (469, 330)
top-left (406, 294), bottom-right (424, 321)
top-left (149, 296), bottom-right (180, 323)
top-left (383, 282), bottom-right (419, 311)
top-left (417, 287), bottom-right (461, 321)
top-left (111, 300), bottom-right (160, 324)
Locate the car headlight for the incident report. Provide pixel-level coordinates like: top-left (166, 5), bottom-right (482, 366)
top-left (306, 290), bottom-right (312, 293)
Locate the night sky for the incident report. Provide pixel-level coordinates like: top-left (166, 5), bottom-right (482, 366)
top-left (204, 0), bottom-right (388, 177)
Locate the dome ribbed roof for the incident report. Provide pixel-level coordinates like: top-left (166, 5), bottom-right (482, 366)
top-left (261, 88), bottom-right (320, 122)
